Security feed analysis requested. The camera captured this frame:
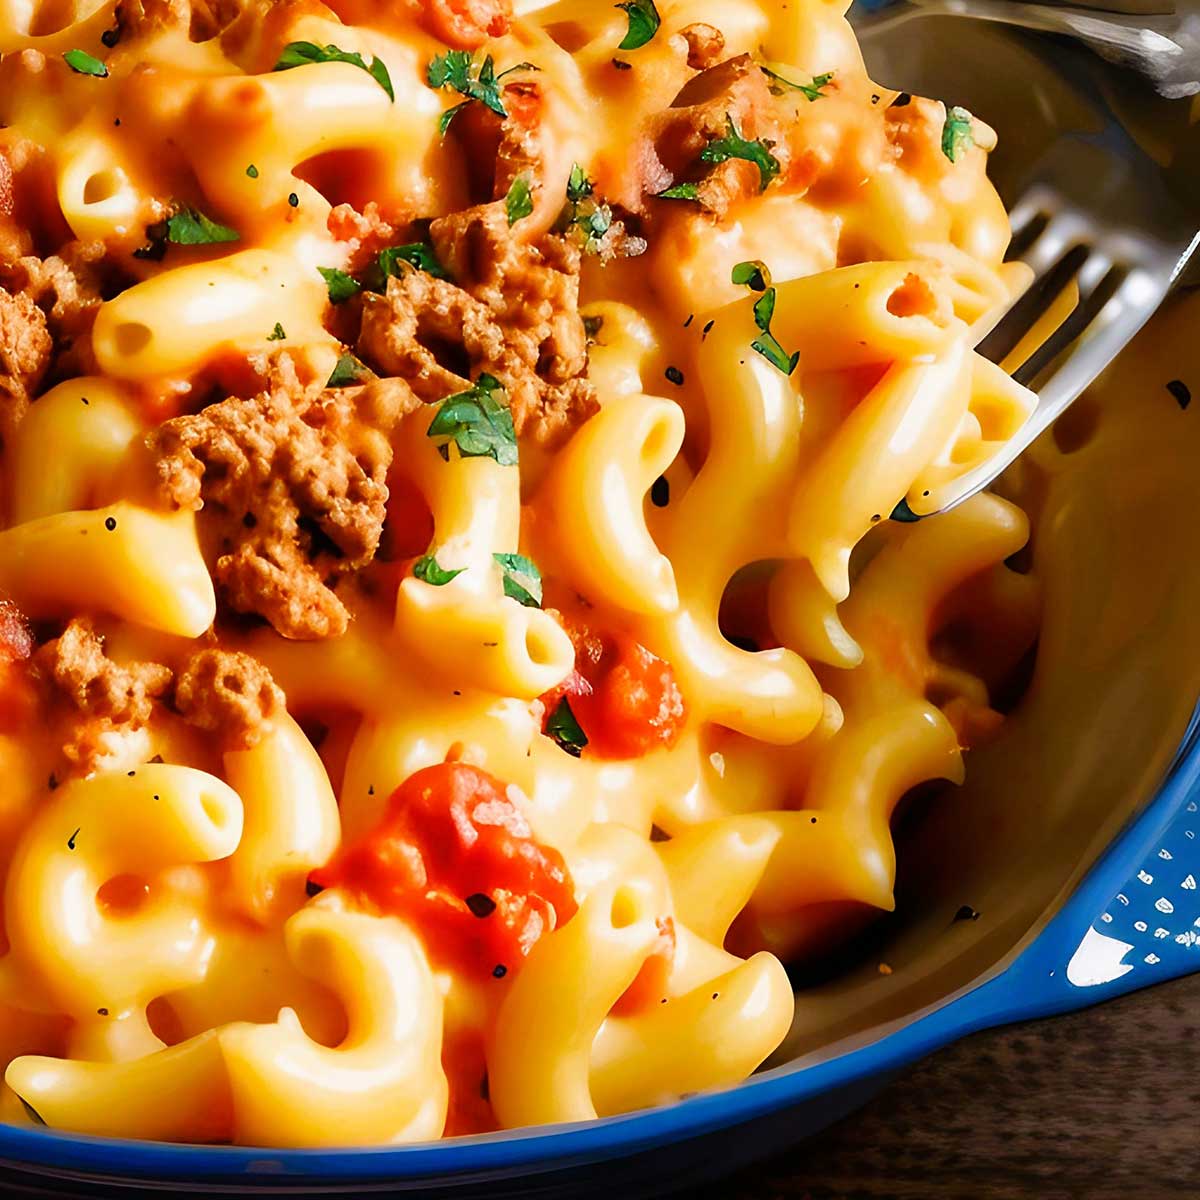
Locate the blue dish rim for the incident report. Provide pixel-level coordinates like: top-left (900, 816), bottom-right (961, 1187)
top-left (1, 705), bottom-right (1197, 1185)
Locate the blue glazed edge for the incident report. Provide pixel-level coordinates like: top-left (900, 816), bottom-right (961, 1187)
top-left (1, 708), bottom-right (1197, 1185)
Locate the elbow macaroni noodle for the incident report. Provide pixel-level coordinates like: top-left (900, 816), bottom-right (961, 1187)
top-left (0, 0), bottom-right (1043, 1146)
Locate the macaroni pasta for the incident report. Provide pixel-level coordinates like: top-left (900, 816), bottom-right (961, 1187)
top-left (0, 0), bottom-right (1039, 1145)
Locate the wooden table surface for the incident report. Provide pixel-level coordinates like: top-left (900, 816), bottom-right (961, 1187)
top-left (698, 973), bottom-right (1200, 1200)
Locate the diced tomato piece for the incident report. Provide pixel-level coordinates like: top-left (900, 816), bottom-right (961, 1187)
top-left (310, 762), bottom-right (576, 978)
top-left (541, 608), bottom-right (687, 759)
top-left (419, 0), bottom-right (512, 48)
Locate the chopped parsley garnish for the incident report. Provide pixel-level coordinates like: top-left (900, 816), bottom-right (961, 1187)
top-left (701, 116), bottom-right (780, 191)
top-left (733, 267), bottom-right (798, 375)
top-left (616, 0), bottom-right (660, 50)
top-left (166, 206), bottom-right (241, 245)
top-left (749, 288), bottom-right (798, 375)
top-left (64, 49), bottom-right (108, 77)
top-left (266, 322), bottom-right (286, 341)
top-left (567, 163), bottom-right (591, 204)
top-left (546, 696), bottom-right (588, 757)
top-left (245, 164), bottom-right (259, 179)
top-left (505, 173), bottom-right (534, 225)
top-left (583, 314), bottom-right (604, 340)
top-left (560, 164), bottom-right (612, 253)
top-left (326, 352), bottom-right (373, 388)
top-left (761, 66), bottom-right (833, 101)
top-left (493, 552), bottom-right (542, 607)
top-left (318, 266), bottom-right (362, 304)
top-left (731, 260), bottom-right (770, 292)
top-left (318, 242), bottom-right (448, 304)
top-left (426, 50), bottom-right (538, 135)
top-left (376, 241), bottom-right (449, 282)
top-left (426, 374), bottom-right (518, 466)
top-left (134, 205), bottom-right (240, 257)
top-left (273, 41), bottom-right (394, 102)
top-left (941, 105), bottom-right (974, 163)
top-left (657, 182), bottom-right (700, 201)
top-left (414, 555), bottom-right (465, 586)
top-left (287, 192), bottom-right (300, 208)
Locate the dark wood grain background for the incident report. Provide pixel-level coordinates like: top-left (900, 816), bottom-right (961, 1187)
top-left (697, 974), bottom-right (1200, 1200)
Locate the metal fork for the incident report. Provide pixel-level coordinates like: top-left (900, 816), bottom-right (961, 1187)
top-left (853, 4), bottom-right (1200, 517)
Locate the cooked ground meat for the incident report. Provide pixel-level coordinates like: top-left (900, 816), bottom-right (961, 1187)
top-left (0, 289), bottom-right (52, 449)
top-left (173, 647), bottom-right (284, 749)
top-left (149, 355), bottom-right (414, 639)
top-left (357, 203), bottom-right (597, 446)
top-left (645, 54), bottom-right (790, 218)
top-left (33, 618), bottom-right (173, 772)
top-left (680, 23), bottom-right (726, 70)
top-left (34, 618), bottom-right (172, 726)
top-left (116, 0), bottom-right (246, 40)
top-left (1, 241), bottom-right (107, 390)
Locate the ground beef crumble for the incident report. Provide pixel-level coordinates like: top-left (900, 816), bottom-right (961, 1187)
top-left (148, 355), bottom-right (415, 639)
top-left (33, 618), bottom-right (173, 771)
top-left (31, 617), bottom-right (286, 771)
top-left (0, 290), bottom-right (52, 449)
top-left (174, 647), bottom-right (284, 749)
top-left (357, 203), bottom-right (597, 447)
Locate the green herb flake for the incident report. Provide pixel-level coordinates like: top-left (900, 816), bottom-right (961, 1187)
top-left (317, 266), bottom-right (362, 304)
top-left (326, 352), bottom-right (373, 388)
top-left (64, 49), bottom-right (108, 77)
top-left (426, 374), bottom-right (518, 466)
top-left (656, 182), bottom-right (700, 201)
top-left (505, 173), bottom-right (534, 226)
top-left (546, 696), bottom-right (588, 757)
top-left (273, 41), bottom-right (394, 102)
top-left (376, 241), bottom-right (450, 282)
top-left (747, 287), bottom-right (799, 376)
top-left (615, 0), bottom-right (660, 50)
top-left (761, 66), bottom-right (833, 101)
top-left (560, 164), bottom-right (612, 253)
top-left (890, 497), bottom-right (922, 523)
top-left (731, 260), bottom-right (771, 292)
top-left (733, 262), bottom-right (796, 372)
top-left (567, 163), bottom-right (593, 204)
top-left (941, 105), bottom-right (974, 164)
top-left (266, 322), bottom-right (286, 341)
top-left (166, 206), bottom-right (240, 246)
top-left (414, 555), bottom-right (465, 586)
top-left (493, 552), bottom-right (542, 607)
top-left (245, 164), bottom-right (259, 179)
top-left (700, 115), bottom-right (780, 192)
top-left (583, 314), bottom-right (605, 340)
top-left (426, 51), bottom-right (539, 135)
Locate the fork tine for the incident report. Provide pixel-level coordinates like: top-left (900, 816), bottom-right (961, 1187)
top-left (978, 243), bottom-right (1090, 365)
top-left (1013, 263), bottom-right (1128, 388)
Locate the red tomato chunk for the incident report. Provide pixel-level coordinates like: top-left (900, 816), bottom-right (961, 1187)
top-left (310, 762), bottom-right (577, 978)
top-left (542, 611), bottom-right (687, 759)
